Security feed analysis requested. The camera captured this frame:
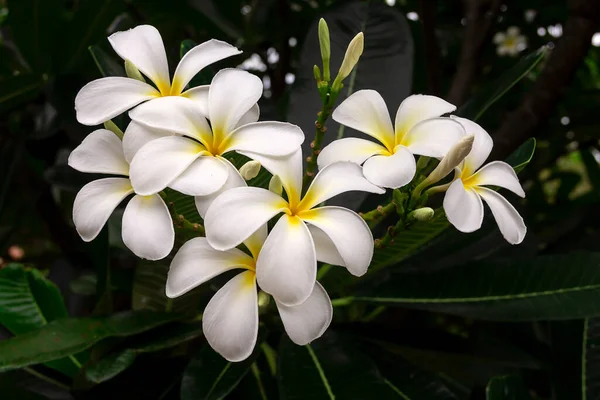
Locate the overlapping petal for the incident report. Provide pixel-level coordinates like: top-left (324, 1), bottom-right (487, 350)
top-left (168, 156), bottom-right (229, 196)
top-left (194, 158), bottom-right (246, 218)
top-left (300, 207), bottom-right (373, 276)
top-left (73, 178), bottom-right (133, 241)
top-left (75, 77), bottom-right (159, 126)
top-left (122, 121), bottom-right (173, 163)
top-left (476, 187), bottom-right (527, 244)
top-left (256, 215), bottom-right (316, 306)
top-left (331, 90), bottom-right (395, 151)
top-left (402, 117), bottom-right (465, 158)
top-left (362, 146), bottom-right (416, 189)
top-left (451, 116), bottom-right (493, 175)
top-left (205, 187), bottom-right (287, 251)
top-left (443, 179), bottom-right (484, 233)
top-left (122, 194), bottom-right (174, 260)
top-left (166, 237), bottom-right (254, 298)
top-left (203, 271), bottom-right (258, 362)
top-left (307, 225), bottom-right (345, 266)
top-left (68, 129), bottom-right (128, 175)
top-left (394, 94), bottom-right (456, 143)
top-left (469, 161), bottom-right (525, 197)
top-left (317, 138), bottom-right (389, 169)
top-left (223, 122), bottom-right (304, 156)
top-left (276, 282), bottom-right (332, 345)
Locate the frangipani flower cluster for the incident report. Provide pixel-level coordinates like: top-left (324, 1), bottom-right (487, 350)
top-left (69, 24), bottom-right (528, 362)
top-left (493, 26), bottom-right (527, 57)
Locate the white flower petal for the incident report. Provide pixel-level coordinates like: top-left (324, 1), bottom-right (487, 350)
top-left (129, 136), bottom-right (205, 195)
top-left (166, 237), bottom-right (254, 298)
top-left (224, 122), bottom-right (304, 156)
top-left (403, 117), bottom-right (466, 158)
top-left (331, 90), bottom-right (395, 151)
top-left (236, 104), bottom-right (260, 128)
top-left (203, 271), bottom-right (258, 362)
top-left (470, 161), bottom-right (525, 197)
top-left (172, 39), bottom-right (242, 95)
top-left (301, 162), bottom-right (384, 210)
top-left (307, 225), bottom-right (345, 266)
top-left (108, 25), bottom-right (170, 94)
top-left (243, 224), bottom-right (268, 260)
top-left (317, 138), bottom-right (389, 169)
top-left (128, 96), bottom-right (212, 146)
top-left (256, 215), bottom-right (316, 306)
top-left (205, 187), bottom-right (287, 251)
top-left (276, 282), bottom-right (332, 345)
top-left (169, 155), bottom-right (229, 196)
top-left (74, 77), bottom-right (159, 126)
top-left (73, 178), bottom-right (133, 241)
top-left (395, 94), bottom-right (456, 143)
top-left (443, 179), bottom-right (484, 233)
top-left (194, 157), bottom-right (246, 218)
top-left (239, 149), bottom-right (303, 207)
top-left (68, 129), bottom-right (128, 175)
top-left (301, 207), bottom-right (373, 276)
top-left (121, 194), bottom-right (174, 260)
top-left (181, 85), bottom-right (209, 115)
top-left (493, 32), bottom-right (506, 44)
top-left (451, 116), bottom-right (493, 175)
top-left (363, 147), bottom-right (416, 189)
top-left (122, 121), bottom-right (174, 163)
top-left (476, 187), bottom-right (526, 244)
top-left (209, 69), bottom-right (263, 138)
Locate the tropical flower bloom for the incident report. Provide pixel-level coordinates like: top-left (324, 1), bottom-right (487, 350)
top-left (126, 68), bottom-right (304, 200)
top-left (204, 149), bottom-right (384, 306)
top-left (68, 128), bottom-right (174, 260)
top-left (442, 117), bottom-right (527, 244)
top-left (75, 24), bottom-right (241, 125)
top-left (318, 91), bottom-right (465, 189)
top-left (493, 27), bottom-right (527, 57)
top-left (166, 229), bottom-right (332, 362)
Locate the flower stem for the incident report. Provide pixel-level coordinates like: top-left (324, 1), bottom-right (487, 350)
top-left (360, 202), bottom-right (395, 228)
top-left (167, 201), bottom-right (205, 236)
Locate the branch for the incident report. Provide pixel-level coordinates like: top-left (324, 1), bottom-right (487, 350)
top-left (447, 0), bottom-right (502, 105)
top-left (490, 0), bottom-right (600, 160)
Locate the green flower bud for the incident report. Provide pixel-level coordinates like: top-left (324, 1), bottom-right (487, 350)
top-left (332, 32), bottom-right (364, 91)
top-left (269, 175), bottom-right (283, 196)
top-left (412, 207), bottom-right (434, 221)
top-left (125, 59), bottom-right (145, 83)
top-left (239, 160), bottom-right (261, 180)
top-left (318, 18), bottom-right (331, 81)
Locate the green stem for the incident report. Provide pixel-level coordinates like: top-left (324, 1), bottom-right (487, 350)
top-left (360, 202), bottom-right (395, 228)
top-left (24, 367), bottom-right (70, 390)
top-left (303, 94), bottom-right (337, 188)
top-left (374, 218), bottom-right (406, 249)
top-left (166, 201), bottom-right (205, 235)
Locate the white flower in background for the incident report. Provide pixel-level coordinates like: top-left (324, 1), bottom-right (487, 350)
top-left (75, 25), bottom-right (241, 125)
top-left (442, 116), bottom-right (527, 244)
top-left (204, 150), bottom-right (384, 306)
top-left (493, 27), bottom-right (527, 57)
top-left (318, 91), bottom-right (465, 189)
top-left (166, 228), bottom-right (332, 362)
top-left (125, 68), bottom-right (303, 204)
top-left (68, 128), bottom-right (174, 260)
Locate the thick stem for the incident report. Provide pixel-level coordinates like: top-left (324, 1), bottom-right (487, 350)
top-left (302, 95), bottom-right (336, 188)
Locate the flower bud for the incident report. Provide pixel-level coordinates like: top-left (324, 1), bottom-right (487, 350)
top-left (103, 119), bottom-right (124, 139)
top-left (332, 32), bottom-right (364, 90)
top-left (424, 134), bottom-right (474, 186)
top-left (318, 18), bottom-right (331, 81)
top-left (257, 290), bottom-right (271, 310)
top-left (269, 175), bottom-right (283, 196)
top-left (125, 59), bottom-right (145, 83)
top-left (239, 160), bottom-right (261, 180)
top-left (412, 207), bottom-right (434, 221)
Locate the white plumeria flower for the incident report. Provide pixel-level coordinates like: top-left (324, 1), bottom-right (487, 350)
top-left (125, 68), bottom-right (303, 199)
top-left (166, 228), bottom-right (333, 362)
top-left (75, 25), bottom-right (241, 126)
top-left (318, 91), bottom-right (465, 189)
top-left (68, 128), bottom-right (174, 260)
top-left (493, 26), bottom-right (527, 57)
top-left (443, 116), bottom-right (527, 244)
top-left (204, 149), bottom-right (384, 306)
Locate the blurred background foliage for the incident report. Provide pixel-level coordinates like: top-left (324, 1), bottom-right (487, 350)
top-left (1, 0), bottom-right (600, 399)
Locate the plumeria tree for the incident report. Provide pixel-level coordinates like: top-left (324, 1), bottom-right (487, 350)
top-left (1, 1), bottom-right (600, 399)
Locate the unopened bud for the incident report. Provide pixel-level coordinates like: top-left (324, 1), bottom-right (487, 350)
top-left (258, 291), bottom-right (271, 310)
top-left (269, 175), bottom-right (283, 196)
top-left (318, 18), bottom-right (331, 81)
top-left (412, 207), bottom-right (434, 221)
top-left (125, 59), bottom-right (145, 82)
top-left (313, 64), bottom-right (322, 81)
top-left (103, 120), bottom-right (124, 139)
top-left (425, 135), bottom-right (474, 186)
top-left (333, 32), bottom-right (364, 90)
top-left (240, 160), bottom-right (261, 180)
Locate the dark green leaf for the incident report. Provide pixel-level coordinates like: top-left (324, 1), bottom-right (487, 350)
top-left (505, 138), bottom-right (536, 174)
top-left (350, 253), bottom-right (600, 321)
top-left (0, 310), bottom-right (180, 372)
top-left (0, 74), bottom-right (45, 113)
top-left (458, 46), bottom-right (547, 121)
top-left (582, 318), bottom-right (600, 399)
top-left (0, 264), bottom-right (80, 377)
top-left (181, 342), bottom-right (262, 400)
top-left (85, 322), bottom-right (203, 383)
top-left (278, 332), bottom-right (405, 399)
top-left (486, 376), bottom-right (532, 400)
top-left (88, 45), bottom-right (125, 77)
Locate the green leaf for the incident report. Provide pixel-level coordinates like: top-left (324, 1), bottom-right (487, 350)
top-left (0, 264), bottom-right (80, 377)
top-left (486, 376), bottom-right (532, 400)
top-left (0, 310), bottom-right (180, 372)
top-left (0, 74), bottom-right (45, 113)
top-left (505, 138), bottom-right (536, 174)
top-left (458, 46), bottom-right (547, 121)
top-left (582, 318), bottom-right (600, 399)
top-left (180, 342), bottom-right (262, 400)
top-left (349, 253), bottom-right (600, 321)
top-left (85, 322), bottom-right (203, 383)
top-left (278, 333), bottom-right (406, 399)
top-left (88, 45), bottom-right (125, 77)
